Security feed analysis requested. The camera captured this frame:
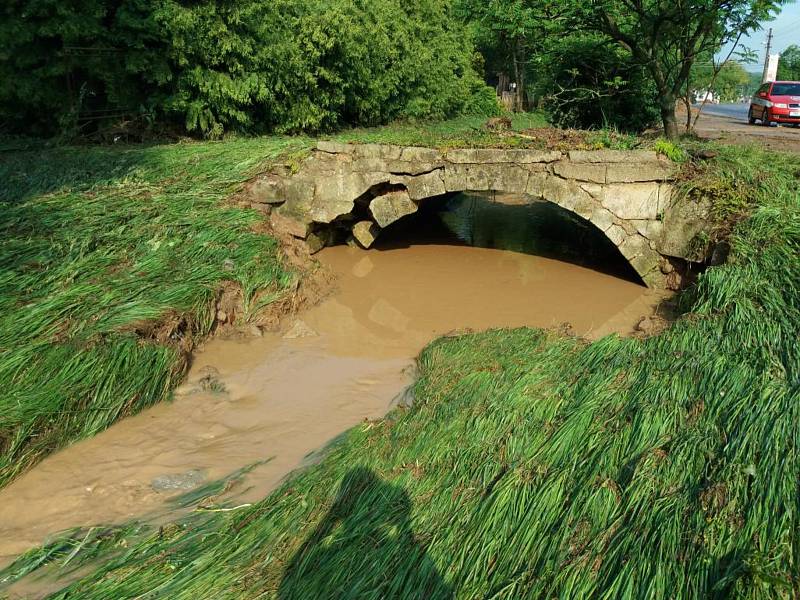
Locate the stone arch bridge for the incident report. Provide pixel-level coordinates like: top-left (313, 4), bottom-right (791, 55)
top-left (246, 141), bottom-right (709, 287)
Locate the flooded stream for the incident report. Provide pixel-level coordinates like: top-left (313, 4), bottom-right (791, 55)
top-left (0, 194), bottom-right (665, 570)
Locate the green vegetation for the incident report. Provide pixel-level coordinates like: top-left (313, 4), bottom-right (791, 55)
top-left (5, 143), bottom-right (798, 598)
top-left (1, 0), bottom-right (496, 138)
top-left (0, 137), bottom-right (301, 487)
top-left (457, 0), bottom-right (785, 137)
top-left (777, 45), bottom-right (800, 81)
top-left (329, 113), bottom-right (547, 147)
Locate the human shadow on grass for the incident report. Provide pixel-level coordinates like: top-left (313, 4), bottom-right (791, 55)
top-left (278, 467), bottom-right (453, 600)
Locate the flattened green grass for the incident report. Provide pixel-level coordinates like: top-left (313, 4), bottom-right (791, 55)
top-left (0, 137), bottom-right (307, 486)
top-left (6, 144), bottom-right (798, 598)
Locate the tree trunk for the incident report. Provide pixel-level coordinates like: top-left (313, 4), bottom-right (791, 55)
top-left (684, 78), bottom-right (693, 132)
top-left (682, 96), bottom-right (692, 132)
top-left (511, 39), bottom-right (522, 112)
top-left (660, 94), bottom-right (679, 140)
top-left (517, 41), bottom-right (527, 112)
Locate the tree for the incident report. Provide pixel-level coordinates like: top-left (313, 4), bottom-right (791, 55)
top-left (456, 0), bottom-right (563, 111)
top-left (585, 0), bottom-right (786, 138)
top-left (0, 0), bottom-right (497, 137)
top-left (777, 45), bottom-right (800, 80)
top-left (535, 33), bottom-right (659, 131)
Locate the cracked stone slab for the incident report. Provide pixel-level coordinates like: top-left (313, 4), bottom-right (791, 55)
top-left (568, 150), bottom-right (660, 163)
top-left (606, 162), bottom-right (675, 183)
top-left (446, 149), bottom-right (562, 164)
top-left (590, 206), bottom-right (616, 232)
top-left (600, 183), bottom-right (661, 220)
top-left (316, 140), bottom-right (355, 154)
top-left (553, 161), bottom-right (607, 184)
top-left (370, 190), bottom-right (418, 227)
top-left (391, 170), bottom-right (446, 200)
top-left (527, 172), bottom-right (594, 211)
top-left (312, 171), bottom-right (388, 223)
top-left (444, 164), bottom-right (491, 191)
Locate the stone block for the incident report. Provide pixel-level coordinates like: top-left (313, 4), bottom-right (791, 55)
top-left (391, 171), bottom-right (446, 200)
top-left (630, 219), bottom-right (664, 242)
top-left (605, 224), bottom-right (628, 246)
top-left (354, 144), bottom-right (402, 160)
top-left (246, 174), bottom-right (286, 204)
top-left (271, 211), bottom-right (311, 239)
top-left (444, 164), bottom-right (491, 192)
top-left (489, 165), bottom-right (530, 193)
top-left (446, 148), bottom-right (561, 164)
top-left (658, 184), bottom-right (674, 212)
top-left (572, 193), bottom-right (597, 220)
top-left (553, 161), bottom-right (607, 183)
top-left (605, 162), bottom-right (675, 183)
top-left (618, 233), bottom-right (652, 259)
top-left (351, 157), bottom-right (391, 173)
top-left (280, 179), bottom-right (316, 216)
top-left (370, 190), bottom-right (418, 227)
top-left (658, 197), bottom-right (712, 258)
top-left (580, 183), bottom-right (604, 198)
top-left (317, 140), bottom-right (355, 154)
top-left (527, 173), bottom-right (593, 212)
top-left (568, 150), bottom-right (660, 163)
top-left (600, 183), bottom-right (660, 220)
top-left (352, 221), bottom-right (381, 248)
top-left (400, 146), bottom-right (441, 163)
top-left (589, 206), bottom-right (615, 232)
top-left (305, 232), bottom-right (327, 254)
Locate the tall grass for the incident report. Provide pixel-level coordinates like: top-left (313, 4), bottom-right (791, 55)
top-left (4, 143), bottom-right (797, 598)
top-left (0, 137), bottom-right (303, 486)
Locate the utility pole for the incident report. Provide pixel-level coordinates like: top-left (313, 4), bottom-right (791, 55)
top-left (762, 28), bottom-right (774, 83)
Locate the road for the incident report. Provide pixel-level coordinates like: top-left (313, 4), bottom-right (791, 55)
top-left (688, 103), bottom-right (800, 152)
top-left (698, 103), bottom-right (749, 121)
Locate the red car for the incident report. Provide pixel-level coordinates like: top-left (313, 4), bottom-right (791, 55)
top-left (749, 81), bottom-right (800, 127)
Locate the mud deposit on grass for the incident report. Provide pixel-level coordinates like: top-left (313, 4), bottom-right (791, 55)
top-left (0, 195), bottom-right (667, 573)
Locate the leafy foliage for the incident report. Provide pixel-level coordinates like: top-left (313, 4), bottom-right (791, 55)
top-left (0, 0), bottom-right (497, 138)
top-left (584, 0), bottom-right (787, 137)
top-left (777, 45), bottom-right (800, 81)
top-left (535, 34), bottom-right (659, 131)
top-left (691, 59), bottom-right (752, 102)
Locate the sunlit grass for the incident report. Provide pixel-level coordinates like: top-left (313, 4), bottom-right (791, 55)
top-left (3, 142), bottom-right (798, 598)
top-left (0, 137), bottom-right (303, 486)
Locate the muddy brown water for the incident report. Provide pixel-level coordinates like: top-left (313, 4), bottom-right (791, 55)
top-left (0, 195), bottom-right (666, 576)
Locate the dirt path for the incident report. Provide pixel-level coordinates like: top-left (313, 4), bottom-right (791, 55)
top-left (689, 108), bottom-right (800, 153)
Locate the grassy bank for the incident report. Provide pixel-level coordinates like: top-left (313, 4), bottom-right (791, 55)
top-left (0, 137), bottom-right (305, 486)
top-left (0, 112), bottom-right (560, 488)
top-left (4, 143), bottom-right (798, 598)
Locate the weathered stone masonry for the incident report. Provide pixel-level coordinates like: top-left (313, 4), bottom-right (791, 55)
top-left (247, 141), bottom-right (710, 287)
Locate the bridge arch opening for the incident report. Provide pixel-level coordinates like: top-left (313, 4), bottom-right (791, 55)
top-left (351, 191), bottom-right (645, 285)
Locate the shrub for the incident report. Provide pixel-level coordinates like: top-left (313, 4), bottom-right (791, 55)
top-left (535, 34), bottom-right (660, 132)
top-left (0, 0), bottom-right (496, 138)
